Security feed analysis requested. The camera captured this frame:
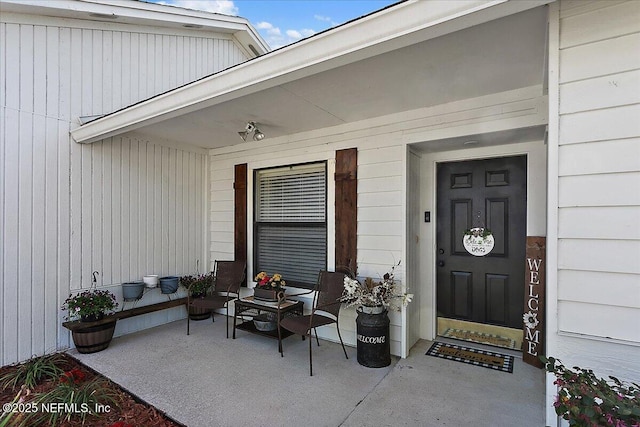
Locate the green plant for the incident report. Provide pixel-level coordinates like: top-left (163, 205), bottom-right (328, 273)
top-left (61, 289), bottom-right (118, 320)
top-left (25, 375), bottom-right (120, 426)
top-left (543, 356), bottom-right (640, 427)
top-left (181, 272), bottom-right (214, 297)
top-left (0, 353), bottom-right (66, 391)
top-left (0, 387), bottom-right (23, 427)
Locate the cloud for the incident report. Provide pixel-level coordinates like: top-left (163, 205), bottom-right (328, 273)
top-left (254, 21), bottom-right (315, 48)
top-left (314, 14), bottom-right (338, 26)
top-left (285, 29), bottom-right (315, 41)
top-left (300, 29), bottom-right (315, 38)
top-left (156, 0), bottom-right (239, 15)
top-left (256, 21), bottom-right (281, 36)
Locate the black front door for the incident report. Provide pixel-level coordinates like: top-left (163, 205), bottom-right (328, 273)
top-left (436, 155), bottom-right (527, 329)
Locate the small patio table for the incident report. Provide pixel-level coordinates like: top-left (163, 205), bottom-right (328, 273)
top-left (233, 296), bottom-right (304, 353)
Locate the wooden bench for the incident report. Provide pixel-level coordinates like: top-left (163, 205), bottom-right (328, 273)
top-left (62, 298), bottom-right (187, 331)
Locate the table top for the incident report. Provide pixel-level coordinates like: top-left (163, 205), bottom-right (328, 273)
top-left (237, 296), bottom-right (303, 311)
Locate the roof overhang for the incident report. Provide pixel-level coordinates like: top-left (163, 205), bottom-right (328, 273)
top-left (70, 0), bottom-right (553, 147)
top-left (0, 0), bottom-right (269, 56)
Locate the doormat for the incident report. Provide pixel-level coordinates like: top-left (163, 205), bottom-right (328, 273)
top-left (426, 341), bottom-right (514, 373)
top-left (441, 328), bottom-right (517, 350)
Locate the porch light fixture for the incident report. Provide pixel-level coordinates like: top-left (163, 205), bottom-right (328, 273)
top-left (238, 121), bottom-right (265, 141)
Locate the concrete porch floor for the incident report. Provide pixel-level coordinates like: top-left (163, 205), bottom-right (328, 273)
top-left (70, 316), bottom-right (545, 427)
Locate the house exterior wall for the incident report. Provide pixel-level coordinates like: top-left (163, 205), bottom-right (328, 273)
top-left (208, 85), bottom-right (548, 357)
top-left (0, 11), bottom-right (251, 365)
top-left (548, 0), bottom-right (640, 391)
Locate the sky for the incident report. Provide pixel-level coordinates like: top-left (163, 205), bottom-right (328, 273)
top-left (145, 0), bottom-right (399, 49)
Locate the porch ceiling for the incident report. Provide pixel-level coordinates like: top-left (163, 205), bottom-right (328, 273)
top-left (73, 3), bottom-right (549, 149)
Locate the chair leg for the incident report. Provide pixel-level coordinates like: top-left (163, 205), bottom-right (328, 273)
top-left (309, 331), bottom-right (313, 376)
top-left (314, 328), bottom-right (320, 346)
top-left (336, 321), bottom-right (349, 359)
top-left (187, 304), bottom-right (190, 335)
top-left (225, 306), bottom-right (229, 339)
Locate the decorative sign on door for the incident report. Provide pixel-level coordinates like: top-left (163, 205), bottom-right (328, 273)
top-left (462, 227), bottom-right (494, 256)
top-left (523, 236), bottom-right (546, 369)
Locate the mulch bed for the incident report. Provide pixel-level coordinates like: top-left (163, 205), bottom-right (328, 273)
top-left (0, 353), bottom-right (184, 427)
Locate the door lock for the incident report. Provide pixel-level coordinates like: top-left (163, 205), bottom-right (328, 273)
top-left (438, 260), bottom-right (445, 267)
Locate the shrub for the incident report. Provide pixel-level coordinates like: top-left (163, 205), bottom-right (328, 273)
top-left (543, 356), bottom-right (640, 427)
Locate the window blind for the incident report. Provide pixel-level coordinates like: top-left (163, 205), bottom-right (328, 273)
top-left (255, 163), bottom-right (327, 288)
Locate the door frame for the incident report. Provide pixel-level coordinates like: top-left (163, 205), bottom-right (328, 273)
top-left (415, 140), bottom-right (547, 341)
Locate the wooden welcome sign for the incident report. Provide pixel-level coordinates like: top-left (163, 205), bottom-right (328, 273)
top-left (523, 236), bottom-right (545, 368)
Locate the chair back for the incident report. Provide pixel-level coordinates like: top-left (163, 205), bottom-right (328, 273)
top-left (214, 260), bottom-right (246, 294)
top-left (314, 271), bottom-right (345, 318)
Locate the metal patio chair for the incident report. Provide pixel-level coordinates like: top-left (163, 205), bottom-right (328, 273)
top-left (278, 270), bottom-right (349, 376)
top-left (187, 260), bottom-right (246, 338)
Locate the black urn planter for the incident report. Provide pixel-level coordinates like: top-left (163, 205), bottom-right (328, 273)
top-left (356, 307), bottom-right (391, 368)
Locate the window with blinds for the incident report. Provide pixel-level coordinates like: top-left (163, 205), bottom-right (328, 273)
top-left (254, 162), bottom-right (327, 288)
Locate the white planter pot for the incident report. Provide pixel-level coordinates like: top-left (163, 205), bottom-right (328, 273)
top-left (143, 275), bottom-right (158, 288)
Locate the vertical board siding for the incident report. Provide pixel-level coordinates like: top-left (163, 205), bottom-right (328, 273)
top-left (0, 15), bottom-right (250, 365)
top-left (70, 137), bottom-right (206, 289)
top-left (1, 21), bottom-right (248, 116)
top-left (557, 0), bottom-right (640, 343)
top-left (208, 134), bottom-right (406, 353)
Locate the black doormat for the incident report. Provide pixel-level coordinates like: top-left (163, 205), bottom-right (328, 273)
top-left (426, 341), bottom-right (514, 373)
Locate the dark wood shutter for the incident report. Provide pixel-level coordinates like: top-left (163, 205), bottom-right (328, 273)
top-left (335, 148), bottom-right (357, 274)
top-left (234, 163), bottom-right (247, 286)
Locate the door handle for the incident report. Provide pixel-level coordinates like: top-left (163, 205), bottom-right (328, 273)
top-left (438, 260), bottom-right (445, 267)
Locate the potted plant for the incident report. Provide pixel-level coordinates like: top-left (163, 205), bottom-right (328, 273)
top-left (543, 356), bottom-right (640, 427)
top-left (181, 272), bottom-right (215, 320)
top-left (253, 272), bottom-right (286, 302)
top-left (62, 289), bottom-right (118, 322)
top-left (61, 288), bottom-right (119, 354)
top-left (339, 261), bottom-right (413, 313)
top-left (340, 261), bottom-right (413, 368)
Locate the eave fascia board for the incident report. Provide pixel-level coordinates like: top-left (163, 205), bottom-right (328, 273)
top-left (70, 0), bottom-right (553, 144)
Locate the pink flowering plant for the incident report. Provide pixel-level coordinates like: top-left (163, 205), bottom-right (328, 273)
top-left (543, 356), bottom-right (640, 427)
top-left (61, 289), bottom-right (118, 320)
top-left (181, 272), bottom-right (215, 297)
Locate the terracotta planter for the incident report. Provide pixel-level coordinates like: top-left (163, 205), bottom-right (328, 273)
top-left (71, 319), bottom-right (117, 354)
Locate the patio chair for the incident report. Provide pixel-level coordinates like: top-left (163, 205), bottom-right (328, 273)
top-left (279, 271), bottom-right (349, 376)
top-left (187, 260), bottom-right (246, 338)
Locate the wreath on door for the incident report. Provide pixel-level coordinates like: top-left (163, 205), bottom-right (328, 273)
top-left (462, 227), bottom-right (494, 256)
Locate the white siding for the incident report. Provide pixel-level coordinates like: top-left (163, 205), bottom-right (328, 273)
top-left (209, 134), bottom-right (407, 355)
top-left (208, 87), bottom-right (547, 357)
top-left (555, 0), bottom-right (640, 371)
top-left (0, 13), bottom-right (250, 365)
